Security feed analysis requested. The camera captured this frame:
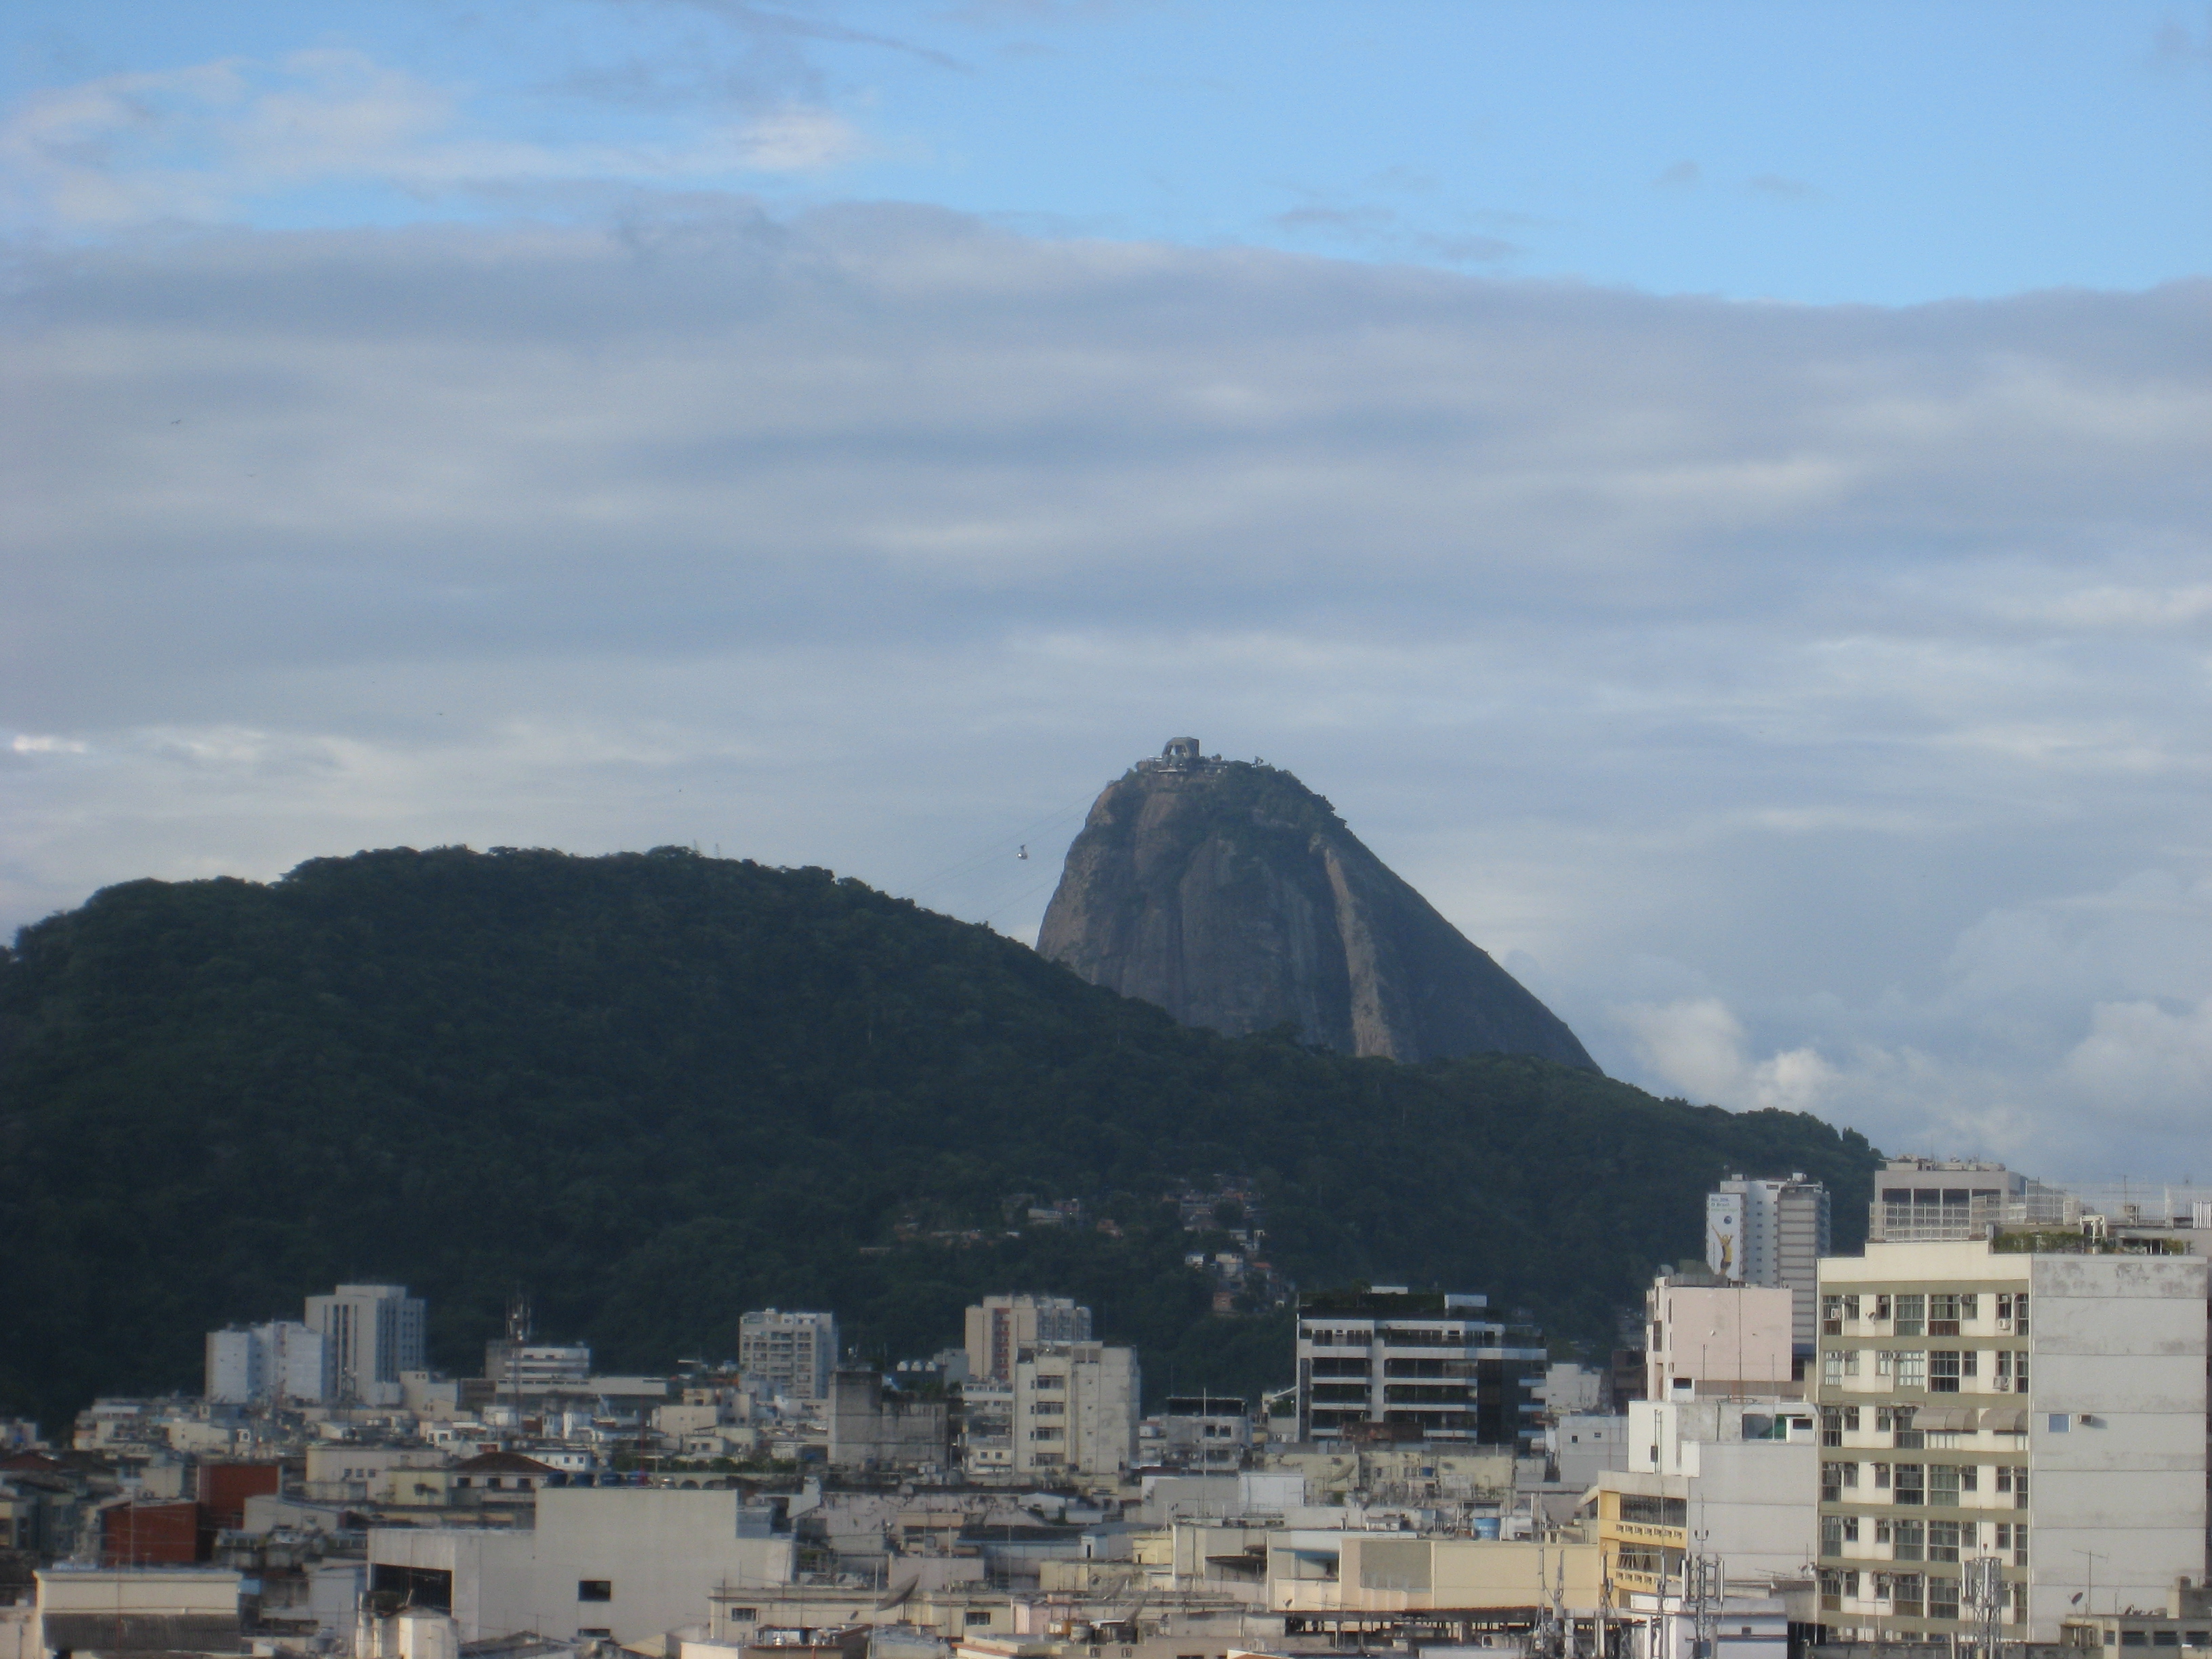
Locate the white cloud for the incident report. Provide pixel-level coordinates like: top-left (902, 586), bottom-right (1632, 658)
top-left (0, 52), bottom-right (868, 226)
top-left (1617, 998), bottom-right (1838, 1114)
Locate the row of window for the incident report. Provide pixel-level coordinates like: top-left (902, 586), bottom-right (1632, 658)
top-left (1817, 1570), bottom-right (2028, 1622)
top-left (1823, 1349), bottom-right (2029, 1392)
top-left (1822, 1404), bottom-right (2001, 1446)
top-left (1821, 1292), bottom-right (2029, 1337)
top-left (1820, 1460), bottom-right (2028, 1506)
top-left (1821, 1517), bottom-right (2028, 1565)
top-left (1310, 1357), bottom-right (1493, 1378)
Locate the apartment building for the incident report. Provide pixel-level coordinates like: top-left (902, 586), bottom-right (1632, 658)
top-left (964, 1295), bottom-right (1092, 1386)
top-left (1294, 1287), bottom-right (1544, 1448)
top-left (738, 1309), bottom-right (838, 1403)
top-left (1814, 1238), bottom-right (2207, 1644)
top-left (205, 1320), bottom-right (331, 1406)
top-left (1866, 1159), bottom-right (2072, 1243)
top-left (304, 1285), bottom-right (426, 1408)
top-left (1011, 1342), bottom-right (1138, 1479)
top-left (1705, 1176), bottom-right (1831, 1347)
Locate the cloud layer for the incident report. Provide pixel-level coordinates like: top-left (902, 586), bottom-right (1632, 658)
top-left (5, 207), bottom-right (2209, 1181)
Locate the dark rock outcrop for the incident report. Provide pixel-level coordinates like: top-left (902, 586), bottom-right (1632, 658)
top-left (1038, 739), bottom-right (1599, 1069)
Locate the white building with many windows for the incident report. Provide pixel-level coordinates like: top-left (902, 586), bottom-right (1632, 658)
top-left (1011, 1341), bottom-right (1137, 1479)
top-left (737, 1309), bottom-right (838, 1403)
top-left (1813, 1237), bottom-right (2207, 1644)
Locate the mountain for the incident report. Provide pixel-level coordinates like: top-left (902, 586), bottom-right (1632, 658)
top-left (0, 845), bottom-right (1877, 1430)
top-left (1039, 741), bottom-right (1597, 1069)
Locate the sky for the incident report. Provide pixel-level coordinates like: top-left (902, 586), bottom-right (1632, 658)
top-left (4, 2), bottom-right (2211, 1184)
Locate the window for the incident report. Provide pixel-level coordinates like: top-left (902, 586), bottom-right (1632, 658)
top-left (966, 1611), bottom-right (994, 1626)
top-left (1931, 1352), bottom-right (1961, 1393)
top-left (1929, 1521), bottom-right (1961, 1563)
top-left (1962, 1351), bottom-right (1978, 1380)
top-left (1620, 1494), bottom-right (1688, 1526)
top-left (1877, 1519), bottom-right (1892, 1544)
top-left (1843, 1517), bottom-right (1860, 1543)
top-left (1929, 1577), bottom-right (1960, 1620)
top-left (1995, 1351), bottom-right (2013, 1391)
top-left (1893, 1574), bottom-right (1926, 1618)
top-left (1896, 1295), bottom-right (1927, 1337)
top-left (1877, 1351), bottom-right (1896, 1378)
top-left (1893, 1519), bottom-right (1925, 1561)
top-left (1824, 1350), bottom-right (1845, 1387)
top-left (579, 1582), bottom-right (613, 1603)
top-left (1035, 1374), bottom-right (1065, 1389)
top-left (2016, 1294), bottom-right (2030, 1335)
top-left (2049, 1413), bottom-right (2070, 1434)
top-left (1822, 1515), bottom-right (1845, 1557)
top-left (1824, 1295), bottom-right (1845, 1334)
top-left (1841, 1461), bottom-right (1860, 1488)
top-left (1894, 1463), bottom-right (1925, 1505)
top-left (1930, 1465), bottom-right (1961, 1505)
top-left (1846, 1294), bottom-right (1862, 1321)
top-left (1875, 1295), bottom-right (1893, 1322)
top-left (1929, 1294), bottom-right (1961, 1335)
top-left (1960, 1294), bottom-right (1979, 1322)
top-left (1874, 1462), bottom-right (1891, 1490)
top-left (1898, 1351), bottom-right (1927, 1389)
top-left (1822, 1464), bottom-right (1844, 1502)
top-left (1996, 1293), bottom-right (2014, 1332)
top-left (1823, 1406), bottom-right (1843, 1447)
top-left (1845, 1406), bottom-right (1862, 1431)
top-left (2017, 1352), bottom-right (2030, 1391)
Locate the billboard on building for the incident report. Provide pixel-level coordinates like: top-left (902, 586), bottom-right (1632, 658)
top-left (1705, 1191), bottom-right (1744, 1280)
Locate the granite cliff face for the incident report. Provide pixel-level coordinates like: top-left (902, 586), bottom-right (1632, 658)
top-left (1038, 741), bottom-right (1599, 1069)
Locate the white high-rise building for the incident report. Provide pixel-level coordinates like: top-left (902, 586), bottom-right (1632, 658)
top-left (964, 1294), bottom-right (1092, 1385)
top-left (738, 1310), bottom-right (838, 1402)
top-left (1706, 1175), bottom-right (1832, 1347)
top-left (1012, 1340), bottom-right (1139, 1478)
top-left (1814, 1237), bottom-right (2208, 1643)
top-left (304, 1284), bottom-right (426, 1407)
top-left (205, 1319), bottom-right (331, 1405)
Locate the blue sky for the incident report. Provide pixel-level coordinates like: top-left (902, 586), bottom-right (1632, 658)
top-left (5, 3), bottom-right (2212, 1180)
top-left (6, 1), bottom-right (2208, 300)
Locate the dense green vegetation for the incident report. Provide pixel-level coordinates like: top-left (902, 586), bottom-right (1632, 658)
top-left (0, 846), bottom-right (1879, 1429)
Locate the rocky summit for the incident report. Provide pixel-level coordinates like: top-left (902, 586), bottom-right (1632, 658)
top-left (1038, 739), bottom-right (1599, 1069)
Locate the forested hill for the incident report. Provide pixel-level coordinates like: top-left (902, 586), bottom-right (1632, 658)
top-left (0, 846), bottom-right (1879, 1428)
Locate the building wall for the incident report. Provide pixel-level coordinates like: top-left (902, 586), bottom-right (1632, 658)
top-left (827, 1371), bottom-right (950, 1470)
top-left (1814, 1240), bottom-right (2208, 1643)
top-left (1645, 1282), bottom-right (1797, 1401)
top-left (369, 1490), bottom-right (796, 1645)
top-left (206, 1330), bottom-right (257, 1405)
top-left (1012, 1344), bottom-right (1137, 1479)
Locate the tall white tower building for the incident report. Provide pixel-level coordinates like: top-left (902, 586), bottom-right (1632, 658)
top-left (304, 1284), bottom-right (426, 1406)
top-left (1708, 1174), bottom-right (1832, 1347)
